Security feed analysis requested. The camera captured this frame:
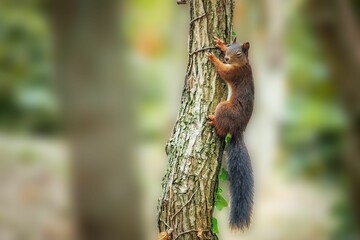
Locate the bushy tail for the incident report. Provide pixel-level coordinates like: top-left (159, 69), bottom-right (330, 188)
top-left (227, 134), bottom-right (254, 230)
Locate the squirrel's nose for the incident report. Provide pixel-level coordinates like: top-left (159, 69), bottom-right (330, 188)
top-left (225, 57), bottom-right (230, 63)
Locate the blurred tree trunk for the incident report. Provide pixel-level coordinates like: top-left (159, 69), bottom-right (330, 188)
top-left (52, 1), bottom-right (141, 240)
top-left (306, 0), bottom-right (360, 223)
top-left (157, 1), bottom-right (233, 239)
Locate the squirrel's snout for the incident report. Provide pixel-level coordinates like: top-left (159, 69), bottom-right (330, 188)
top-left (225, 57), bottom-right (230, 63)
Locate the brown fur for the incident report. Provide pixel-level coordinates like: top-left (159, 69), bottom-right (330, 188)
top-left (207, 38), bottom-right (254, 138)
top-left (207, 38), bottom-right (255, 230)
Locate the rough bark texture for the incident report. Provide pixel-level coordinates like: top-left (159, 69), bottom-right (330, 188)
top-left (158, 1), bottom-right (234, 239)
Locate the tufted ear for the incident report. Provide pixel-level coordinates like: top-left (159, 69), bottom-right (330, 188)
top-left (233, 37), bottom-right (237, 44)
top-left (242, 42), bottom-right (250, 56)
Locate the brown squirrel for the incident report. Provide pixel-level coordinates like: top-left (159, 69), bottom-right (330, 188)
top-left (207, 37), bottom-right (254, 230)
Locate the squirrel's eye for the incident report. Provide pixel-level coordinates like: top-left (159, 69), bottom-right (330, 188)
top-left (236, 52), bottom-right (242, 56)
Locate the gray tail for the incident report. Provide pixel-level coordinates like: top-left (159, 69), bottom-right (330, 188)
top-left (227, 134), bottom-right (254, 230)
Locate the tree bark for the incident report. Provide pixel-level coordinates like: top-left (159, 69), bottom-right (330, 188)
top-left (158, 1), bottom-right (234, 239)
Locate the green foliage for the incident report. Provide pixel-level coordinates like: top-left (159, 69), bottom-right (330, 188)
top-left (0, 1), bottom-right (60, 134)
top-left (219, 167), bottom-right (229, 181)
top-left (331, 199), bottom-right (359, 240)
top-left (212, 217), bottom-right (219, 234)
top-left (283, 0), bottom-right (348, 182)
top-left (216, 168), bottom-right (229, 211)
top-left (284, 0), bottom-right (359, 238)
top-left (215, 191), bottom-right (228, 211)
top-left (225, 133), bottom-right (231, 148)
top-left (212, 167), bottom-right (229, 234)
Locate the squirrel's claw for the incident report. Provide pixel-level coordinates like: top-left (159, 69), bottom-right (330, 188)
top-left (213, 37), bottom-right (227, 52)
top-left (207, 52), bottom-right (215, 61)
top-left (213, 36), bottom-right (223, 42)
top-left (214, 36), bottom-right (225, 44)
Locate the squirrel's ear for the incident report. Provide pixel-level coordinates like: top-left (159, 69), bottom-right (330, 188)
top-left (233, 37), bottom-right (237, 44)
top-left (242, 42), bottom-right (250, 55)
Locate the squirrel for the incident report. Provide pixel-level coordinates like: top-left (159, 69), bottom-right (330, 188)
top-left (207, 37), bottom-right (254, 230)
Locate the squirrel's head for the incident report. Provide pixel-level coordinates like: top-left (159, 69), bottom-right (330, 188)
top-left (224, 39), bottom-right (250, 66)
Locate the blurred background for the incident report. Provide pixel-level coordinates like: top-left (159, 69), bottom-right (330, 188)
top-left (0, 0), bottom-right (359, 239)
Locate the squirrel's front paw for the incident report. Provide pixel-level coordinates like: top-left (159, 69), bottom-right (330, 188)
top-left (214, 36), bottom-right (225, 47)
top-left (207, 52), bottom-right (215, 61)
top-left (213, 36), bottom-right (227, 52)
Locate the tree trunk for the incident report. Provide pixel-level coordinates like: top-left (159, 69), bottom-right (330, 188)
top-left (306, 0), bottom-right (360, 226)
top-left (158, 1), bottom-right (234, 239)
top-left (52, 1), bottom-right (142, 240)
